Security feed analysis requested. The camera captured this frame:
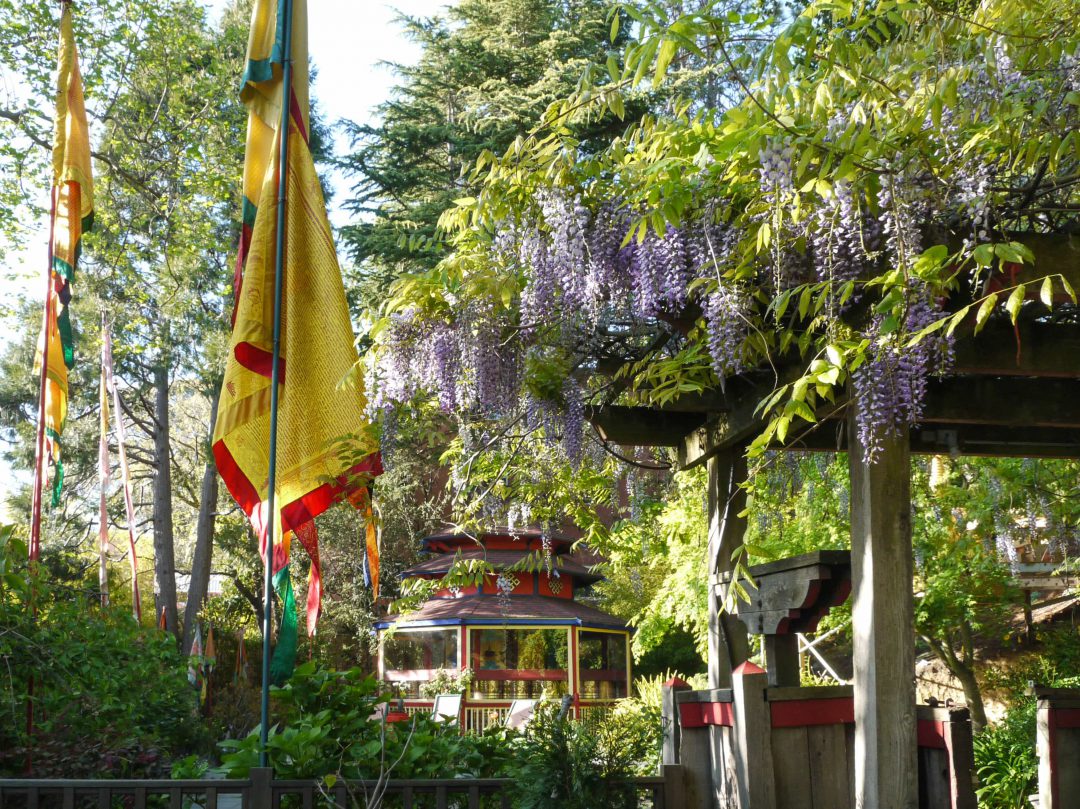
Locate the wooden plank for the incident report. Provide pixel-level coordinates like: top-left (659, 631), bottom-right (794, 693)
top-left (848, 404), bottom-right (917, 809)
top-left (732, 663), bottom-right (777, 809)
top-left (662, 764), bottom-right (685, 809)
top-left (436, 785), bottom-right (448, 809)
top-left (206, 786), bottom-right (218, 809)
top-left (1058, 728), bottom-right (1080, 808)
top-left (28, 786), bottom-right (39, 809)
top-left (807, 724), bottom-right (853, 809)
top-left (771, 726), bottom-right (813, 809)
top-left (99, 788), bottom-right (110, 809)
top-left (135, 786), bottom-right (147, 809)
top-left (402, 785), bottom-right (414, 809)
top-left (468, 785), bottom-right (480, 809)
top-left (918, 748), bottom-right (951, 809)
top-left (62, 787), bottom-right (75, 809)
top-left (170, 787), bottom-right (182, 809)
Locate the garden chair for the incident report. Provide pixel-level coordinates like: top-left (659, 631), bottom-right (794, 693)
top-left (431, 693), bottom-right (463, 723)
top-left (504, 699), bottom-right (537, 730)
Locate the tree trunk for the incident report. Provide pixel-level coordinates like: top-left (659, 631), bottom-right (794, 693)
top-left (952, 661), bottom-right (987, 733)
top-left (183, 392), bottom-right (220, 654)
top-left (152, 362), bottom-right (179, 639)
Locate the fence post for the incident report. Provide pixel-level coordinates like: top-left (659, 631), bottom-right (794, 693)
top-left (662, 677), bottom-right (691, 766)
top-left (732, 661), bottom-right (776, 809)
top-left (663, 764), bottom-right (686, 808)
top-left (250, 767), bottom-right (273, 809)
top-left (1031, 685), bottom-right (1080, 809)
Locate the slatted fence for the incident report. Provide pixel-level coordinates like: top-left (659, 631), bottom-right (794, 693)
top-left (0, 765), bottom-right (684, 809)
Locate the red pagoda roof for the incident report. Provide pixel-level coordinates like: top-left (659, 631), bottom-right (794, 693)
top-left (420, 529), bottom-right (576, 554)
top-left (400, 548), bottom-right (602, 584)
top-left (377, 595), bottom-right (629, 631)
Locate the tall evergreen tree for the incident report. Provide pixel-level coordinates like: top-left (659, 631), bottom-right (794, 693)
top-left (338, 0), bottom-right (635, 297)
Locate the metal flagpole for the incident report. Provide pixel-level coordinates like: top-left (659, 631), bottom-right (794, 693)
top-left (260, 0), bottom-right (294, 770)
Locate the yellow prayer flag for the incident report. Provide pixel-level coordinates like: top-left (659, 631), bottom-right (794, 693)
top-left (214, 0), bottom-right (380, 636)
top-left (34, 3), bottom-right (94, 510)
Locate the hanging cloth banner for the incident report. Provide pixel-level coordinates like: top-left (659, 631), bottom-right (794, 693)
top-left (32, 2), bottom-right (94, 521)
top-left (102, 326), bottom-right (141, 621)
top-left (214, 0), bottom-right (382, 679)
top-left (355, 488), bottom-right (379, 600)
top-left (234, 628), bottom-right (249, 683)
top-left (188, 624), bottom-right (203, 688)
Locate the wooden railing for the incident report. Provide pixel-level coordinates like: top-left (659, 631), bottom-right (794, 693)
top-left (464, 704), bottom-right (510, 732)
top-left (0, 765), bottom-right (685, 808)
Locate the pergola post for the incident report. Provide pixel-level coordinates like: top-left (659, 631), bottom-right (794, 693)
top-left (847, 405), bottom-right (917, 809)
top-left (706, 449), bottom-right (751, 690)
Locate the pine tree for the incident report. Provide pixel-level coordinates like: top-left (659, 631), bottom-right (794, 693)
top-left (338, 0), bottom-right (635, 299)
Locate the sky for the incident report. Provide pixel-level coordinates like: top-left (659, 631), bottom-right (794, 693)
top-left (0, 0), bottom-right (448, 512)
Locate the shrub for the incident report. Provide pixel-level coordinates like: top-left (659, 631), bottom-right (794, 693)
top-left (0, 526), bottom-right (205, 777)
top-left (217, 663), bottom-right (517, 780)
top-left (513, 700), bottom-right (660, 809)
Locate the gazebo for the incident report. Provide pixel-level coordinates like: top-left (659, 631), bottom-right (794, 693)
top-left (376, 529), bottom-right (632, 731)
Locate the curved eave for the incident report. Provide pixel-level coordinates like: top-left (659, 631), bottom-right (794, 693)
top-left (375, 595), bottom-right (631, 634)
top-left (399, 549), bottom-right (602, 584)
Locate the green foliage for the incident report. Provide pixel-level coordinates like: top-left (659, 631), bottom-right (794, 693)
top-left (974, 700), bottom-right (1038, 809)
top-left (513, 701), bottom-right (659, 809)
top-left (0, 525), bottom-right (205, 777)
top-left (594, 468), bottom-right (711, 662)
top-left (217, 663), bottom-right (517, 780)
top-left (418, 667), bottom-right (475, 699)
top-left (339, 0), bottom-right (637, 289)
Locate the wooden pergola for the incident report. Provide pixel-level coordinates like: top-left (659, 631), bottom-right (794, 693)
top-left (588, 233), bottom-right (1080, 808)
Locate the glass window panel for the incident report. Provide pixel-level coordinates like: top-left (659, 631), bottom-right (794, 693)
top-left (468, 628), bottom-right (569, 700)
top-left (578, 630), bottom-right (629, 699)
top-left (383, 629), bottom-right (458, 671)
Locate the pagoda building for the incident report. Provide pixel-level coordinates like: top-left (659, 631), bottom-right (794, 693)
top-left (376, 529), bottom-right (632, 730)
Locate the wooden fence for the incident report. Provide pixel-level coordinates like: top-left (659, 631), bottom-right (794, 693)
top-left (0, 765), bottom-right (685, 809)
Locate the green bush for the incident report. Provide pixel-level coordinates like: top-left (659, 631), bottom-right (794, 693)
top-left (975, 672), bottom-right (1080, 809)
top-left (513, 700), bottom-right (660, 809)
top-left (217, 663), bottom-right (517, 780)
top-left (974, 700), bottom-right (1038, 809)
top-left (0, 525), bottom-right (205, 777)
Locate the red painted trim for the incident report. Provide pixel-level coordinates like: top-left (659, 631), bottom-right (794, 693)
top-left (733, 660), bottom-right (766, 676)
top-left (770, 697), bottom-right (854, 728)
top-left (679, 700), bottom-right (734, 728)
top-left (917, 719), bottom-right (947, 750)
top-left (1053, 707), bottom-right (1080, 729)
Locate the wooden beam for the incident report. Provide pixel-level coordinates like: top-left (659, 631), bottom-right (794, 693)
top-left (955, 321), bottom-right (1080, 377)
top-left (922, 377), bottom-right (1080, 428)
top-left (790, 424), bottom-right (1080, 458)
top-left (587, 405), bottom-right (704, 446)
top-left (847, 402), bottom-right (918, 809)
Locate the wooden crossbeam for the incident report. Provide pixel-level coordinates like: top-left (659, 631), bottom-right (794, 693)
top-left (589, 375), bottom-right (1080, 465)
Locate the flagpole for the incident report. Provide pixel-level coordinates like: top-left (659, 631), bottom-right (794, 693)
top-left (260, 0), bottom-right (294, 770)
